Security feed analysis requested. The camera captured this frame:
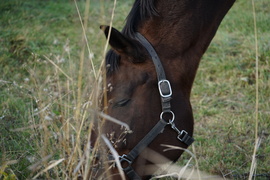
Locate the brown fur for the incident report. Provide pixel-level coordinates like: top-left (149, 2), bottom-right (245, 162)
top-left (95, 0), bottom-right (235, 179)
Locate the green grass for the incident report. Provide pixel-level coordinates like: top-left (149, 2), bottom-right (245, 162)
top-left (0, 0), bottom-right (269, 179)
top-left (190, 0), bottom-right (270, 178)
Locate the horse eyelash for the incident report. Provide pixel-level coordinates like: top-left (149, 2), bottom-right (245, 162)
top-left (114, 99), bottom-right (131, 108)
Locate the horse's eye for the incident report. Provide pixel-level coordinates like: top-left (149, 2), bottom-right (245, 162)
top-left (114, 99), bottom-right (131, 108)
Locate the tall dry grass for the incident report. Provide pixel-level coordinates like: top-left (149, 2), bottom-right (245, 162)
top-left (248, 0), bottom-right (259, 179)
top-left (0, 0), bottom-right (266, 179)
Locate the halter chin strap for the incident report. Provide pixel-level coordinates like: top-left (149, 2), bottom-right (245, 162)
top-left (117, 33), bottom-right (194, 180)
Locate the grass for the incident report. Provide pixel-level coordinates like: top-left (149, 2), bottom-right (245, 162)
top-left (0, 0), bottom-right (269, 179)
top-left (190, 0), bottom-right (270, 178)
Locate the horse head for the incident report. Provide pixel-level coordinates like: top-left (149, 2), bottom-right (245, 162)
top-left (94, 0), bottom-right (235, 179)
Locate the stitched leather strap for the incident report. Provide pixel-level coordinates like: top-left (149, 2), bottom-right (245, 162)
top-left (134, 33), bottom-right (172, 112)
top-left (120, 119), bottom-right (167, 180)
top-left (124, 119), bottom-right (167, 162)
top-left (117, 33), bottom-right (194, 179)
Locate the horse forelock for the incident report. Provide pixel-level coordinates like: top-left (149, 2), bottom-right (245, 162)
top-left (106, 0), bottom-right (158, 75)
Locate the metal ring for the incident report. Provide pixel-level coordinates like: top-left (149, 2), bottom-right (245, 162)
top-left (119, 154), bottom-right (132, 170)
top-left (160, 110), bottom-right (175, 124)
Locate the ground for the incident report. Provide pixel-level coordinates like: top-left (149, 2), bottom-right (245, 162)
top-left (0, 0), bottom-right (269, 179)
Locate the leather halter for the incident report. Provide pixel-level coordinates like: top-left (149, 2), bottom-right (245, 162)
top-left (118, 33), bottom-right (194, 179)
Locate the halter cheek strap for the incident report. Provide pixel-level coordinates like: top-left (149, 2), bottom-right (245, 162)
top-left (135, 33), bottom-right (172, 112)
top-left (134, 32), bottom-right (194, 146)
top-left (117, 33), bottom-right (194, 180)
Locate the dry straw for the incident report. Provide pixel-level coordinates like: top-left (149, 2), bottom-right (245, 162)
top-left (6, 0), bottom-right (262, 179)
top-left (248, 0), bottom-right (260, 179)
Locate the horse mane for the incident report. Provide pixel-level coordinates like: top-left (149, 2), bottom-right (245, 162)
top-left (106, 0), bottom-right (158, 74)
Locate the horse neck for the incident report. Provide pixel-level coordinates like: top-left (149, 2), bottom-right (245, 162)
top-left (138, 0), bottom-right (235, 96)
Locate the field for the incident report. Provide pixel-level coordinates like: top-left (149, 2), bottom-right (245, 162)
top-left (0, 0), bottom-right (269, 179)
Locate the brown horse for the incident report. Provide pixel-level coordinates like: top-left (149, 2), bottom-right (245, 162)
top-left (95, 0), bottom-right (235, 179)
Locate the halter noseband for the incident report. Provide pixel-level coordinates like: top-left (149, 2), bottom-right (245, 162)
top-left (117, 33), bottom-right (194, 179)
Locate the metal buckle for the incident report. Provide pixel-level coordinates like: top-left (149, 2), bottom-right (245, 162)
top-left (119, 154), bottom-right (132, 170)
top-left (177, 130), bottom-right (188, 141)
top-left (158, 80), bottom-right (172, 98)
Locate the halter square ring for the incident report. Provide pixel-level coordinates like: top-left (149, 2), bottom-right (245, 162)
top-left (119, 154), bottom-right (132, 170)
top-left (158, 80), bottom-right (172, 98)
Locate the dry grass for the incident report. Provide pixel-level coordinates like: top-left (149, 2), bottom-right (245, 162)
top-left (0, 0), bottom-right (269, 179)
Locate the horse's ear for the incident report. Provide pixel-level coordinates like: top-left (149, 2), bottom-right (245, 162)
top-left (100, 25), bottom-right (147, 63)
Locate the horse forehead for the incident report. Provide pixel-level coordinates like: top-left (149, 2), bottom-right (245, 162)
top-left (109, 64), bottom-right (152, 84)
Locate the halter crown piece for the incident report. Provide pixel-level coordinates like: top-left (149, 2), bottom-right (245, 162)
top-left (117, 33), bottom-right (194, 180)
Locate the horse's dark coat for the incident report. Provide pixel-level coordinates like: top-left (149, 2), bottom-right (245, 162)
top-left (106, 0), bottom-right (157, 74)
top-left (97, 0), bottom-right (236, 179)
